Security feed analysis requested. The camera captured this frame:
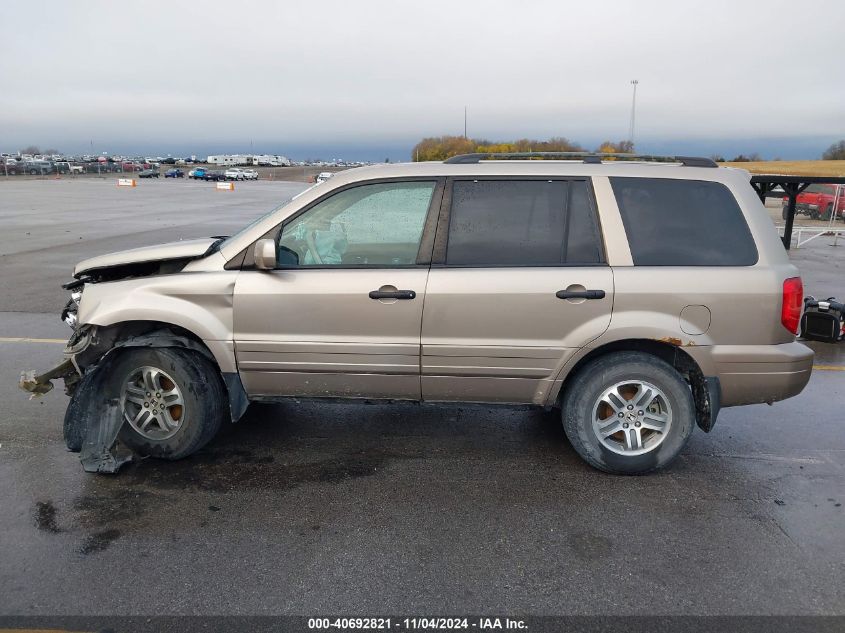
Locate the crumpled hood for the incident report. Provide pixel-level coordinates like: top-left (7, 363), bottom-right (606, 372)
top-left (74, 237), bottom-right (219, 277)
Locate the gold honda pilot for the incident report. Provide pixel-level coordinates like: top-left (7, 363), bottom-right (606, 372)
top-left (22, 153), bottom-right (814, 475)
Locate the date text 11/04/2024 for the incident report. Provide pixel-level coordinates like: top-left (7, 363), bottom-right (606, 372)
top-left (307, 618), bottom-right (528, 630)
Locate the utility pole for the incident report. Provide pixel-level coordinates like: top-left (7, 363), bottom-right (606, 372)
top-left (464, 106), bottom-right (467, 139)
top-left (628, 80), bottom-right (639, 148)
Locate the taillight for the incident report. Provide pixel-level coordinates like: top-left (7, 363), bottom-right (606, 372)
top-left (781, 277), bottom-right (803, 334)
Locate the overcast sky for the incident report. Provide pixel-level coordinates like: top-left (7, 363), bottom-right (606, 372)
top-left (2, 0), bottom-right (843, 160)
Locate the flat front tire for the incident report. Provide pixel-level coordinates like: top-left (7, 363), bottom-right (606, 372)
top-left (111, 347), bottom-right (227, 460)
top-left (561, 351), bottom-right (695, 474)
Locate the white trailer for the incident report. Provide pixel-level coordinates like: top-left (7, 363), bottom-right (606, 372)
top-left (207, 155), bottom-right (238, 166)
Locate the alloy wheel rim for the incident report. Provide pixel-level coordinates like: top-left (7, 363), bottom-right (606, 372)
top-left (591, 380), bottom-right (672, 456)
top-left (120, 366), bottom-right (185, 440)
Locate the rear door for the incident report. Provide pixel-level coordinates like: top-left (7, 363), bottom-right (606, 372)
top-left (421, 178), bottom-right (613, 405)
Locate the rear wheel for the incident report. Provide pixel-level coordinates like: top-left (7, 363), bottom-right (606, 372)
top-left (561, 351), bottom-right (695, 474)
top-left (112, 347), bottom-right (226, 460)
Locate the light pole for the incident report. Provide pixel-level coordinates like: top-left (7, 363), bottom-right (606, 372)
top-left (628, 79), bottom-right (639, 148)
top-left (464, 106), bottom-right (467, 139)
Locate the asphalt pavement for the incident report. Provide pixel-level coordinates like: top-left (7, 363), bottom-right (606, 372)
top-left (0, 178), bottom-right (843, 617)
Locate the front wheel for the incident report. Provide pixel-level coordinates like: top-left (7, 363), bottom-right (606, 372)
top-left (561, 351), bottom-right (695, 474)
top-left (111, 347), bottom-right (227, 460)
top-left (821, 204), bottom-right (833, 221)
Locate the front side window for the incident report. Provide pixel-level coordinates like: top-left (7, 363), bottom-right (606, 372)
top-left (278, 181), bottom-right (436, 266)
top-left (445, 179), bottom-right (603, 266)
top-left (610, 177), bottom-right (758, 266)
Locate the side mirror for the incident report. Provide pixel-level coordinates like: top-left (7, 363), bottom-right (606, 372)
top-left (253, 239), bottom-right (277, 270)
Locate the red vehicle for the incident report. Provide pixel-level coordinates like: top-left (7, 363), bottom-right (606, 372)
top-left (782, 184), bottom-right (845, 221)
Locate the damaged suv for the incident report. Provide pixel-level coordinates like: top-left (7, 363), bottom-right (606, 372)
top-left (22, 153), bottom-right (814, 475)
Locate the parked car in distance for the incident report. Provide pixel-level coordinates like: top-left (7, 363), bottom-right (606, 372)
top-left (188, 167), bottom-right (208, 179)
top-left (23, 160), bottom-right (54, 175)
top-left (138, 169), bottom-right (160, 178)
top-left (315, 171), bottom-right (333, 183)
top-left (225, 168), bottom-right (246, 181)
top-left (4, 160), bottom-right (22, 175)
top-left (120, 161), bottom-right (143, 172)
top-left (165, 169), bottom-right (185, 178)
top-left (31, 153), bottom-right (814, 476)
top-left (54, 162), bottom-right (85, 175)
top-left (202, 170), bottom-right (226, 181)
top-left (782, 183), bottom-right (845, 221)
top-left (87, 162), bottom-right (119, 173)
top-left (242, 169), bottom-right (259, 180)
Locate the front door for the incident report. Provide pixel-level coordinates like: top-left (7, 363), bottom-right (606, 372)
top-left (234, 179), bottom-right (442, 399)
top-left (421, 178), bottom-right (614, 405)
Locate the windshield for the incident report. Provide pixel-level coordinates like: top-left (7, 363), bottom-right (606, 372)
top-left (219, 183), bottom-right (320, 249)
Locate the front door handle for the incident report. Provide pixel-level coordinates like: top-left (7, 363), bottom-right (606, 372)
top-left (556, 289), bottom-right (606, 300)
top-left (369, 289), bottom-right (416, 300)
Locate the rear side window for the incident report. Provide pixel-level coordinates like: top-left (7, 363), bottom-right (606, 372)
top-left (445, 180), bottom-right (603, 266)
top-left (610, 177), bottom-right (758, 266)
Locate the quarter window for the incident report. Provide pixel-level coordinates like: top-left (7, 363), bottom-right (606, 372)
top-left (610, 177), bottom-right (758, 266)
top-left (445, 180), bottom-right (603, 266)
top-left (278, 181), bottom-right (436, 266)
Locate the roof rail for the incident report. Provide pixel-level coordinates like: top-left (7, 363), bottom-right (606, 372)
top-left (443, 152), bottom-right (718, 168)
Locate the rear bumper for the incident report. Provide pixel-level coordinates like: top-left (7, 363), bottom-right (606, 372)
top-left (689, 342), bottom-right (814, 406)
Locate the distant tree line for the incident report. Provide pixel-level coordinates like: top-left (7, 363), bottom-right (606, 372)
top-left (713, 140), bottom-right (845, 163)
top-left (715, 153), bottom-right (763, 163)
top-left (411, 136), bottom-right (634, 161)
top-left (822, 140), bottom-right (845, 160)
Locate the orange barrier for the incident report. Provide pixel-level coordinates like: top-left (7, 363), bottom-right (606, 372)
top-left (216, 182), bottom-right (234, 191)
top-left (117, 178), bottom-right (136, 187)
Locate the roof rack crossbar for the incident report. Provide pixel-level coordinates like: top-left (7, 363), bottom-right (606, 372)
top-left (443, 152), bottom-right (717, 168)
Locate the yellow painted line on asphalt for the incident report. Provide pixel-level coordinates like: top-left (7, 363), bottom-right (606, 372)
top-left (0, 336), bottom-right (66, 344)
top-left (813, 364), bottom-right (845, 371)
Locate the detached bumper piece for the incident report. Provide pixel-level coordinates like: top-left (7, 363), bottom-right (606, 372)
top-left (19, 353), bottom-right (132, 474)
top-left (18, 359), bottom-right (76, 398)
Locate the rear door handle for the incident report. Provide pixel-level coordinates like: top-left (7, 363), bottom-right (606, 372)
top-left (556, 289), bottom-right (606, 300)
top-left (369, 289), bottom-right (416, 300)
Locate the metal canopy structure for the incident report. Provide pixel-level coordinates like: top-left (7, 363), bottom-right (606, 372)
top-left (749, 175), bottom-right (845, 249)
